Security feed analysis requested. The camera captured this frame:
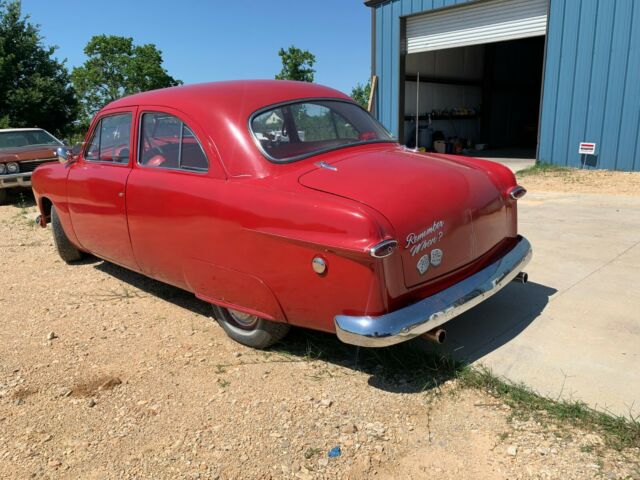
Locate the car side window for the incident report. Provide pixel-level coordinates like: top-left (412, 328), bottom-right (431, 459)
top-left (85, 113), bottom-right (132, 164)
top-left (138, 113), bottom-right (208, 172)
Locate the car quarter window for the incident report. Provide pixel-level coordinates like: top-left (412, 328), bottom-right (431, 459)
top-left (138, 113), bottom-right (208, 172)
top-left (85, 113), bottom-right (132, 164)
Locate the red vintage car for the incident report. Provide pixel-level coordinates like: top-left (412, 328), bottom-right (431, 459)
top-left (32, 80), bottom-right (531, 349)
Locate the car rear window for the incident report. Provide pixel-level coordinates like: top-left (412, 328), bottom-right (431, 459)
top-left (250, 100), bottom-right (393, 163)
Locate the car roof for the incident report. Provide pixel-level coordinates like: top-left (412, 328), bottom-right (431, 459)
top-left (101, 80), bottom-right (356, 178)
top-left (106, 80), bottom-right (351, 112)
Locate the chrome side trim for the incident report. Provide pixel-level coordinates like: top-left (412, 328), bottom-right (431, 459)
top-left (335, 236), bottom-right (532, 347)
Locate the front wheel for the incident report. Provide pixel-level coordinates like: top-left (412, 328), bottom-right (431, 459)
top-left (51, 205), bottom-right (84, 263)
top-left (212, 305), bottom-right (290, 349)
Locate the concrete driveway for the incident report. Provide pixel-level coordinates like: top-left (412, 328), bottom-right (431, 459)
top-left (438, 191), bottom-right (640, 417)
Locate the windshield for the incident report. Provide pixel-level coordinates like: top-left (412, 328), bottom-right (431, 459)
top-left (251, 100), bottom-right (393, 162)
top-left (0, 130), bottom-right (62, 149)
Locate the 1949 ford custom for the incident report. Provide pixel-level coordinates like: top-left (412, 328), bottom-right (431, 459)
top-left (32, 80), bottom-right (531, 349)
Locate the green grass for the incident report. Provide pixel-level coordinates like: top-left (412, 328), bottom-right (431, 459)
top-left (459, 367), bottom-right (640, 451)
top-left (517, 161), bottom-right (572, 177)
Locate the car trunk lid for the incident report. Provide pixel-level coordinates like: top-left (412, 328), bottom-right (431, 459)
top-left (298, 146), bottom-right (510, 288)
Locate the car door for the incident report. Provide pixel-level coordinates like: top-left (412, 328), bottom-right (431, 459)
top-left (125, 108), bottom-right (220, 288)
top-left (66, 108), bottom-right (140, 270)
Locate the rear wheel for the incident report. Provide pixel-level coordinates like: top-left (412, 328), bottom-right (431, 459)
top-left (51, 205), bottom-right (84, 263)
top-left (212, 305), bottom-right (290, 349)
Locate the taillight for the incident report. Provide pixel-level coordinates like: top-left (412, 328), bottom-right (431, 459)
top-left (369, 239), bottom-right (398, 258)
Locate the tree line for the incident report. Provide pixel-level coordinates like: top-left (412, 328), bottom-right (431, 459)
top-left (0, 1), bottom-right (370, 141)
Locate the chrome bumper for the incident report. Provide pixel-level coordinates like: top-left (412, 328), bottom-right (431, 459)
top-left (0, 172), bottom-right (32, 188)
top-left (334, 236), bottom-right (532, 347)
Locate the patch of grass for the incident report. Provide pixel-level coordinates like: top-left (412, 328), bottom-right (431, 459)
top-left (304, 447), bottom-right (322, 459)
top-left (580, 444), bottom-right (595, 454)
top-left (517, 161), bottom-right (571, 177)
top-left (459, 367), bottom-right (640, 450)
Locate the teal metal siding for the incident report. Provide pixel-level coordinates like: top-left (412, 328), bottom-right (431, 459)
top-left (373, 0), bottom-right (640, 171)
top-left (539, 0), bottom-right (640, 171)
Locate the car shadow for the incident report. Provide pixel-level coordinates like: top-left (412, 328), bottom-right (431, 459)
top-left (2, 188), bottom-right (36, 207)
top-left (92, 259), bottom-right (555, 395)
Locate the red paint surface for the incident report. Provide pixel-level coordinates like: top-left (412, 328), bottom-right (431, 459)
top-left (32, 81), bottom-right (522, 333)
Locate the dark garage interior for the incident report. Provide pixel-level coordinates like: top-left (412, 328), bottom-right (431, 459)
top-left (403, 36), bottom-right (545, 159)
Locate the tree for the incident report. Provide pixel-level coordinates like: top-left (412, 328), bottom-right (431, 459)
top-left (0, 1), bottom-right (77, 135)
top-left (72, 35), bottom-right (181, 125)
top-left (275, 46), bottom-right (316, 83)
top-left (351, 81), bottom-right (371, 109)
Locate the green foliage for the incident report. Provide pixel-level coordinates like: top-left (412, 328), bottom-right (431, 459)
top-left (517, 161), bottom-right (571, 177)
top-left (0, 1), bottom-right (78, 136)
top-left (275, 46), bottom-right (316, 83)
top-left (460, 367), bottom-right (640, 450)
top-left (351, 80), bottom-right (371, 109)
top-left (72, 35), bottom-right (181, 125)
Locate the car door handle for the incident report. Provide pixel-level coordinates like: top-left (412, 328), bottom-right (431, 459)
top-left (118, 192), bottom-right (125, 198)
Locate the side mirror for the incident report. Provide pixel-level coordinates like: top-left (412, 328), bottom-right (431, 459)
top-left (71, 142), bottom-right (83, 155)
top-left (57, 146), bottom-right (74, 164)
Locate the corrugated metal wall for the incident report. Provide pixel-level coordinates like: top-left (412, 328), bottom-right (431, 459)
top-left (538, 0), bottom-right (640, 171)
top-left (373, 0), bottom-right (640, 171)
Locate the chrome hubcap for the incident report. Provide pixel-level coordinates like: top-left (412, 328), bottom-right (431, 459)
top-left (228, 309), bottom-right (259, 330)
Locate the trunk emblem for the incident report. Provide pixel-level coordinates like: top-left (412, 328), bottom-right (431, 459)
top-left (417, 254), bottom-right (430, 275)
top-left (430, 249), bottom-right (443, 267)
top-left (315, 161), bottom-right (337, 171)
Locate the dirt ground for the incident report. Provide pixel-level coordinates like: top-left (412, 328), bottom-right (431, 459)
top-left (0, 187), bottom-right (639, 479)
top-left (518, 168), bottom-right (640, 196)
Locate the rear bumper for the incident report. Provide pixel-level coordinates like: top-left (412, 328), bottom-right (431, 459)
top-left (334, 235), bottom-right (532, 347)
top-left (0, 172), bottom-right (32, 188)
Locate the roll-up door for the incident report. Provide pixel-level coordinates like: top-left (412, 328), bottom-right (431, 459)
top-left (406, 0), bottom-right (548, 54)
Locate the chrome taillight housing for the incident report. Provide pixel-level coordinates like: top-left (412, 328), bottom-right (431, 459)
top-left (369, 239), bottom-right (398, 258)
top-left (507, 185), bottom-right (527, 200)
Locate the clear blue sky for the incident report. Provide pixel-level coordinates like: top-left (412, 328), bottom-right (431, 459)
top-left (21, 0), bottom-right (372, 95)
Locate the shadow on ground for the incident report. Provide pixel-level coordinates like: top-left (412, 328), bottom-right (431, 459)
top-left (93, 259), bottom-right (555, 395)
top-left (1, 188), bottom-right (36, 208)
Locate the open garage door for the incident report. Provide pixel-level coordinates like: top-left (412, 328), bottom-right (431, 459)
top-left (407, 0), bottom-right (548, 54)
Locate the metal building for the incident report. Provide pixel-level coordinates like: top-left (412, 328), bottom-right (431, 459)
top-left (365, 0), bottom-right (640, 171)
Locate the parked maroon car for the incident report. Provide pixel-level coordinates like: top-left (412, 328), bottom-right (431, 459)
top-left (0, 128), bottom-right (64, 204)
top-left (32, 80), bottom-right (531, 349)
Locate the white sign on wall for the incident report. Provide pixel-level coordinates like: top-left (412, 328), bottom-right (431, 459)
top-left (579, 142), bottom-right (597, 155)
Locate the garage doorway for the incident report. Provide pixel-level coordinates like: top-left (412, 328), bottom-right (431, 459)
top-left (401, 0), bottom-right (548, 160)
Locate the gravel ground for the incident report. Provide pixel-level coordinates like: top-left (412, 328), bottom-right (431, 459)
top-left (518, 169), bottom-right (640, 196)
top-left (0, 190), bottom-right (639, 479)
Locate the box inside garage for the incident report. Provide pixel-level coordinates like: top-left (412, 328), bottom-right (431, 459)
top-left (367, 0), bottom-right (640, 171)
top-left (400, 0), bottom-right (547, 157)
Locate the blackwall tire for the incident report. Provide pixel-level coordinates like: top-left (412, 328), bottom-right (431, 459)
top-left (51, 205), bottom-right (84, 263)
top-left (212, 305), bottom-right (290, 349)
top-left (0, 189), bottom-right (7, 205)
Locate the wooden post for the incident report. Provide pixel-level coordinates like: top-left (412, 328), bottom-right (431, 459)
top-left (367, 75), bottom-right (378, 113)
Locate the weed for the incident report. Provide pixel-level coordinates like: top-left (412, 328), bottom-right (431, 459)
top-left (304, 447), bottom-right (322, 459)
top-left (459, 367), bottom-right (640, 450)
top-left (517, 162), bottom-right (571, 177)
top-left (580, 444), bottom-right (595, 453)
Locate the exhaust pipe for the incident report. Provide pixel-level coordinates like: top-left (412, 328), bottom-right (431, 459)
top-left (513, 272), bottom-right (528, 284)
top-left (422, 328), bottom-right (447, 344)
